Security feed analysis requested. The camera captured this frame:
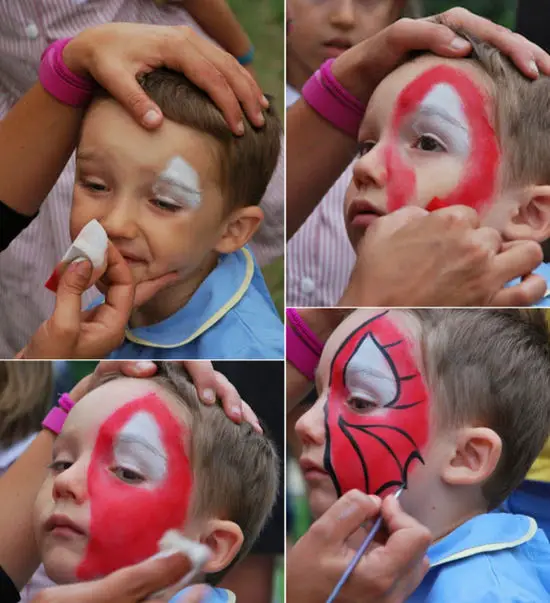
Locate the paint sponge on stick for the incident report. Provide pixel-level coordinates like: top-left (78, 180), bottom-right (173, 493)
top-left (45, 219), bottom-right (108, 292)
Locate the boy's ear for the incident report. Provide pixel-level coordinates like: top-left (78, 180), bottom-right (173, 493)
top-left (441, 427), bottom-right (502, 488)
top-left (503, 185), bottom-right (550, 242)
top-left (215, 206), bottom-right (263, 254)
top-left (200, 520), bottom-right (244, 574)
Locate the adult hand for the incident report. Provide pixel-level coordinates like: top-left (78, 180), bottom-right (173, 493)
top-left (69, 360), bottom-right (262, 432)
top-left (30, 551), bottom-right (200, 603)
top-left (17, 244), bottom-right (177, 359)
top-left (63, 23), bottom-right (268, 134)
top-left (287, 490), bottom-right (431, 603)
top-left (332, 8), bottom-right (550, 106)
top-left (340, 206), bottom-right (545, 307)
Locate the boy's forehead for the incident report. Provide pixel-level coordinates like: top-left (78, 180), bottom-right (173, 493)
top-left (360, 55), bottom-right (494, 137)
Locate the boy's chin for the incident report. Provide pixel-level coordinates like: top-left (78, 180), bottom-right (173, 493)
top-left (43, 549), bottom-right (82, 585)
top-left (307, 487), bottom-right (338, 521)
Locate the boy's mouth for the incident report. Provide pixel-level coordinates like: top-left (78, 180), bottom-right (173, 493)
top-left (348, 199), bottom-right (386, 231)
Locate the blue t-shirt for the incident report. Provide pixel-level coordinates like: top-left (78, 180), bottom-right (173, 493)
top-left (90, 247), bottom-right (283, 359)
top-left (408, 513), bottom-right (550, 602)
top-left (169, 587), bottom-right (235, 602)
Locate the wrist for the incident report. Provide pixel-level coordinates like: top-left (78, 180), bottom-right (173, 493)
top-left (61, 35), bottom-right (91, 78)
top-left (330, 41), bottom-right (377, 106)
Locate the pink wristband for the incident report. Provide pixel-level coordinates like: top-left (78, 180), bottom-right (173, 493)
top-left (39, 38), bottom-right (95, 107)
top-left (286, 309), bottom-right (324, 382)
top-left (302, 59), bottom-right (366, 138)
top-left (42, 393), bottom-right (76, 436)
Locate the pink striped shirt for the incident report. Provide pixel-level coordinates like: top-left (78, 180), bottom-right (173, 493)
top-left (0, 0), bottom-right (283, 357)
top-left (286, 85), bottom-right (356, 306)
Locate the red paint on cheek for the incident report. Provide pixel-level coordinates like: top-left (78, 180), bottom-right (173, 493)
top-left (386, 65), bottom-right (500, 213)
top-left (324, 312), bottom-right (429, 497)
top-left (77, 393), bottom-right (192, 580)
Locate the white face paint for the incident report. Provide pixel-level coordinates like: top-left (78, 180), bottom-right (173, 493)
top-left (114, 411), bottom-right (168, 485)
top-left (63, 219), bottom-right (108, 268)
top-left (344, 333), bottom-right (398, 408)
top-left (153, 156), bottom-right (202, 210)
top-left (409, 83), bottom-right (471, 156)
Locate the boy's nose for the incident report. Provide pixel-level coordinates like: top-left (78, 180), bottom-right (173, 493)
top-left (329, 0), bottom-right (356, 29)
top-left (295, 399), bottom-right (326, 446)
top-left (100, 197), bottom-right (139, 241)
top-left (52, 461), bottom-right (88, 505)
top-left (353, 143), bottom-right (388, 190)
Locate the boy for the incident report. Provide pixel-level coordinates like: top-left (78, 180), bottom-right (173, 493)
top-left (345, 27), bottom-right (550, 304)
top-left (72, 68), bottom-right (283, 359)
top-left (296, 308), bottom-right (550, 601)
top-left (33, 363), bottom-right (279, 601)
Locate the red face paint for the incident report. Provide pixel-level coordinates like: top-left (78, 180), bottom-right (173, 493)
top-left (324, 312), bottom-right (429, 497)
top-left (383, 65), bottom-right (500, 213)
top-left (77, 393), bottom-right (192, 580)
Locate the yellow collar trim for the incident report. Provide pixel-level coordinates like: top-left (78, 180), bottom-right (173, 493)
top-left (430, 517), bottom-right (538, 569)
top-left (124, 248), bottom-right (255, 349)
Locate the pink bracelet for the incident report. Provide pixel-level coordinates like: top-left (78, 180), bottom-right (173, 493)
top-left (42, 393), bottom-right (76, 436)
top-left (286, 309), bottom-right (324, 382)
top-left (39, 38), bottom-right (95, 107)
top-left (302, 59), bottom-right (366, 138)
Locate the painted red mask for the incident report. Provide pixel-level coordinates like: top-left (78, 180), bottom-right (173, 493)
top-left (77, 393), bottom-right (192, 580)
top-left (324, 312), bottom-right (429, 497)
top-left (383, 64), bottom-right (500, 213)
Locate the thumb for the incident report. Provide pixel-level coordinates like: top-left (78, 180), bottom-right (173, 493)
top-left (50, 259), bottom-right (92, 336)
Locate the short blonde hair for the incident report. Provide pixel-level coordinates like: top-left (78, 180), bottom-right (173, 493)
top-left (0, 362), bottom-right (53, 447)
top-left (91, 364), bottom-right (279, 584)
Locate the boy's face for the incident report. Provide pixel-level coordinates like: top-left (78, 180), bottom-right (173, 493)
top-left (296, 310), bottom-right (447, 520)
top-left (287, 0), bottom-right (403, 80)
top-left (71, 99), bottom-right (229, 287)
top-left (34, 379), bottom-right (194, 584)
top-left (344, 55), bottom-right (518, 250)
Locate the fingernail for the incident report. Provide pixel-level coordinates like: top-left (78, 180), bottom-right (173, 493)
top-left (254, 421), bottom-right (263, 433)
top-left (143, 109), bottom-right (162, 127)
top-left (136, 361), bottom-right (156, 372)
top-left (236, 121), bottom-right (245, 135)
top-left (261, 95), bottom-right (269, 108)
top-left (67, 258), bottom-right (91, 276)
top-left (201, 388), bottom-right (216, 403)
top-left (256, 112), bottom-right (265, 126)
top-left (232, 405), bottom-right (242, 418)
top-left (529, 59), bottom-right (539, 75)
top-left (450, 37), bottom-right (470, 51)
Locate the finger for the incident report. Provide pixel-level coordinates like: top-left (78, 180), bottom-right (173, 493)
top-left (181, 361), bottom-right (217, 404)
top-left (99, 552), bottom-right (193, 601)
top-left (241, 400), bottom-right (263, 433)
top-left (308, 490), bottom-right (381, 546)
top-left (492, 240), bottom-right (543, 285)
top-left (173, 584), bottom-right (211, 603)
top-left (95, 360), bottom-right (158, 379)
top-left (134, 272), bottom-right (180, 308)
top-left (467, 226), bottom-right (502, 256)
top-left (211, 371), bottom-right (244, 423)
top-left (490, 273), bottom-right (547, 307)
top-left (370, 205), bottom-right (428, 239)
top-left (429, 204), bottom-right (480, 229)
top-left (95, 64), bottom-right (164, 129)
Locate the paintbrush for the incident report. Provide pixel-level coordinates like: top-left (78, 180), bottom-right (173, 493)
top-left (326, 486), bottom-right (404, 603)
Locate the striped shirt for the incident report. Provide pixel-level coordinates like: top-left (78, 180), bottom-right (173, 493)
top-left (0, 1), bottom-right (283, 357)
top-left (286, 84), bottom-right (356, 306)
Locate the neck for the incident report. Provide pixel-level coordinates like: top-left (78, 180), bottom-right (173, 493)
top-left (287, 54), bottom-right (313, 94)
top-left (129, 253), bottom-right (219, 328)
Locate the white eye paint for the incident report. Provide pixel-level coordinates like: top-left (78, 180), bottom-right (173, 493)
top-left (63, 219), bottom-right (108, 268)
top-left (412, 83), bottom-right (470, 156)
top-left (114, 412), bottom-right (167, 483)
top-left (344, 333), bottom-right (398, 407)
top-left (153, 156), bottom-right (202, 209)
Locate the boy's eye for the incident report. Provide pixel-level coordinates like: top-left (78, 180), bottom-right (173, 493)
top-left (357, 140), bottom-right (376, 157)
top-left (82, 179), bottom-right (108, 192)
top-left (150, 197), bottom-right (183, 212)
top-left (413, 134), bottom-right (446, 153)
top-left (112, 466), bottom-right (146, 484)
top-left (347, 396), bottom-right (378, 413)
top-left (48, 460), bottom-right (72, 474)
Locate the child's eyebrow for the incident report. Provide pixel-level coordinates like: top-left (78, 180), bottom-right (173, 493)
top-left (415, 105), bottom-right (468, 132)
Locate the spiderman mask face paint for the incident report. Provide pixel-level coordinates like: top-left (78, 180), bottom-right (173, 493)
top-left (323, 311), bottom-right (430, 497)
top-left (345, 56), bottom-right (502, 249)
top-left (34, 379), bottom-right (193, 584)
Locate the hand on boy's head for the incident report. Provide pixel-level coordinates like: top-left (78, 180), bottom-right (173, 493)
top-left (331, 8), bottom-right (550, 105)
top-left (341, 205), bottom-right (544, 307)
top-left (64, 23), bottom-right (268, 135)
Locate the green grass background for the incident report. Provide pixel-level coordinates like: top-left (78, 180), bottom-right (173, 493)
top-left (227, 0), bottom-right (284, 316)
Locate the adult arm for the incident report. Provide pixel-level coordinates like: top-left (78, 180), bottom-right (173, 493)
top-left (0, 22), bottom-right (267, 246)
top-left (287, 9), bottom-right (550, 238)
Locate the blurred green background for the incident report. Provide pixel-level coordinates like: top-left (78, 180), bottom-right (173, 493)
top-left (421, 0), bottom-right (517, 27)
top-left (227, 0), bottom-right (284, 316)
